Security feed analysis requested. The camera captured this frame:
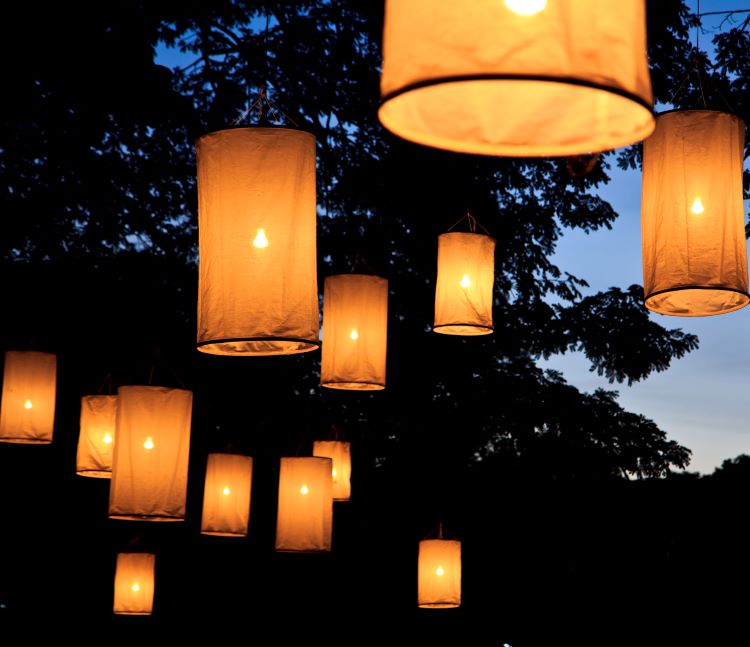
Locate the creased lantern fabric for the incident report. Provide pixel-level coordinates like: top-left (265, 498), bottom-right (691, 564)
top-left (0, 350), bottom-right (56, 444)
top-left (113, 553), bottom-right (155, 615)
top-left (196, 127), bottom-right (319, 355)
top-left (275, 457), bottom-right (333, 552)
top-left (434, 232), bottom-right (495, 335)
top-left (201, 453), bottom-right (253, 537)
top-left (379, 0), bottom-right (654, 156)
top-left (313, 440), bottom-right (352, 501)
top-left (642, 110), bottom-right (749, 316)
top-left (109, 386), bottom-right (193, 521)
top-left (76, 395), bottom-right (117, 477)
top-left (321, 274), bottom-right (388, 390)
top-left (418, 539), bottom-right (462, 608)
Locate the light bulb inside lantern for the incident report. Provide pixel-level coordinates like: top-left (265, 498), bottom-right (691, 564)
top-left (332, 468), bottom-right (338, 479)
top-left (103, 433), bottom-right (113, 445)
top-left (690, 197), bottom-right (705, 215)
top-left (222, 486), bottom-right (231, 496)
top-left (253, 228), bottom-right (269, 248)
top-left (460, 274), bottom-right (471, 289)
top-left (436, 566), bottom-right (445, 577)
top-left (504, 0), bottom-right (547, 15)
top-left (131, 583), bottom-right (140, 592)
top-left (23, 399), bottom-right (33, 409)
top-left (300, 484), bottom-right (309, 495)
top-left (143, 436), bottom-right (154, 450)
top-left (350, 328), bottom-right (359, 340)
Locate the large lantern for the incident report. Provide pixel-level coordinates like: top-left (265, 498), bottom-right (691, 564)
top-left (113, 553), bottom-right (156, 615)
top-left (642, 110), bottom-right (749, 316)
top-left (418, 539), bottom-right (462, 609)
top-left (196, 127), bottom-right (319, 355)
top-left (434, 232), bottom-right (495, 335)
top-left (201, 453), bottom-right (253, 537)
top-left (109, 386), bottom-right (193, 521)
top-left (379, 0), bottom-right (654, 156)
top-left (275, 457), bottom-right (333, 553)
top-left (313, 440), bottom-right (351, 502)
top-left (0, 350), bottom-right (57, 444)
top-left (76, 395), bottom-right (117, 478)
top-left (321, 274), bottom-right (388, 390)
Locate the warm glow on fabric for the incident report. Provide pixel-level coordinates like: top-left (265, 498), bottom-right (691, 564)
top-left (418, 539), bottom-right (462, 608)
top-left (113, 553), bottom-right (155, 615)
top-left (201, 453), bottom-right (253, 537)
top-left (76, 394), bottom-right (117, 478)
top-left (313, 440), bottom-right (352, 501)
top-left (504, 0), bottom-right (547, 15)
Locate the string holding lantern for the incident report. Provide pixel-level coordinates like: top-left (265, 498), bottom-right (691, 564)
top-left (113, 552), bottom-right (156, 615)
top-left (313, 438), bottom-right (352, 502)
top-left (418, 524), bottom-right (462, 609)
top-left (201, 453), bottom-right (254, 537)
top-left (76, 393), bottom-right (118, 478)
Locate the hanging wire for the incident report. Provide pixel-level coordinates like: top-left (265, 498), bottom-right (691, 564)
top-left (351, 249), bottom-right (378, 275)
top-left (445, 210), bottom-right (491, 236)
top-left (95, 373), bottom-right (114, 395)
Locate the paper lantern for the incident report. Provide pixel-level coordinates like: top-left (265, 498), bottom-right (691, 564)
top-left (0, 350), bottom-right (56, 444)
top-left (434, 232), bottom-right (495, 335)
top-left (642, 110), bottom-right (749, 316)
top-left (113, 553), bottom-right (155, 615)
top-left (201, 453), bottom-right (253, 537)
top-left (196, 127), bottom-right (319, 355)
top-left (275, 457), bottom-right (333, 553)
top-left (76, 395), bottom-right (117, 478)
top-left (321, 274), bottom-right (388, 390)
top-left (379, 0), bottom-right (654, 156)
top-left (418, 539), bottom-right (462, 609)
top-left (109, 386), bottom-right (193, 521)
top-left (313, 440), bottom-right (351, 502)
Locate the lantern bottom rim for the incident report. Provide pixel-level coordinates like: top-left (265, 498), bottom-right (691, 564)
top-left (645, 286), bottom-right (750, 317)
top-left (418, 602), bottom-right (461, 609)
top-left (321, 381), bottom-right (385, 391)
top-left (433, 323), bottom-right (493, 336)
top-left (201, 530), bottom-right (248, 537)
top-left (109, 513), bottom-right (185, 522)
top-left (113, 611), bottom-right (152, 616)
top-left (77, 469), bottom-right (112, 478)
top-left (275, 547), bottom-right (333, 553)
top-left (0, 437), bottom-right (52, 444)
top-left (197, 337), bottom-right (320, 356)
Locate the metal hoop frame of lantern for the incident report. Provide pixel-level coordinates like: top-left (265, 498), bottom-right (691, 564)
top-left (418, 524), bottom-right (462, 609)
top-left (113, 552), bottom-right (156, 616)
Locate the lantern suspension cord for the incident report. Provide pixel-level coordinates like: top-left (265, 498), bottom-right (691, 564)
top-left (96, 373), bottom-right (115, 395)
top-left (351, 250), bottom-right (378, 275)
top-left (446, 210), bottom-right (491, 236)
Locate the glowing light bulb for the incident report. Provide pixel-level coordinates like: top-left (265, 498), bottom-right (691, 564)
top-left (332, 468), bottom-right (338, 479)
top-left (690, 197), bottom-right (705, 215)
top-left (23, 399), bottom-right (32, 409)
top-left (222, 486), bottom-right (231, 496)
top-left (350, 329), bottom-right (359, 340)
top-left (300, 484), bottom-right (309, 495)
top-left (131, 583), bottom-right (140, 592)
top-left (253, 228), bottom-right (269, 248)
top-left (103, 433), bottom-right (113, 445)
top-left (143, 436), bottom-right (154, 450)
top-left (460, 274), bottom-right (471, 289)
top-left (436, 566), bottom-right (445, 576)
top-left (504, 0), bottom-right (547, 15)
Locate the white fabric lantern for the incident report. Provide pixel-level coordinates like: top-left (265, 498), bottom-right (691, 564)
top-left (76, 395), bottom-right (117, 477)
top-left (201, 453), bottom-right (253, 537)
top-left (113, 553), bottom-right (156, 615)
top-left (313, 440), bottom-right (352, 501)
top-left (418, 539), bottom-right (462, 608)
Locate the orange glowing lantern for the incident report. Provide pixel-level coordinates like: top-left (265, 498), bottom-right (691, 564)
top-left (113, 553), bottom-right (156, 615)
top-left (76, 395), bottom-right (117, 477)
top-left (313, 440), bottom-right (351, 501)
top-left (418, 538), bottom-right (462, 609)
top-left (201, 453), bottom-right (253, 537)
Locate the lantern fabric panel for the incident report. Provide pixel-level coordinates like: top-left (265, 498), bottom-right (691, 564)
top-left (201, 453), bottom-right (253, 537)
top-left (0, 350), bottom-right (56, 444)
top-left (109, 386), bottom-right (193, 521)
top-left (642, 110), bottom-right (748, 316)
top-left (76, 395), bottom-right (117, 477)
top-left (418, 539), bottom-right (462, 609)
top-left (113, 553), bottom-right (156, 615)
top-left (379, 0), bottom-right (654, 156)
top-left (321, 274), bottom-right (388, 390)
top-left (313, 440), bottom-right (351, 501)
top-left (434, 232), bottom-right (495, 335)
top-left (197, 127), bottom-right (319, 356)
top-left (275, 457), bottom-right (333, 553)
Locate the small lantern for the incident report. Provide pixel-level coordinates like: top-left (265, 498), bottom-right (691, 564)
top-left (642, 110), bottom-right (749, 316)
top-left (201, 453), bottom-right (253, 537)
top-left (109, 386), bottom-right (193, 521)
top-left (379, 0), bottom-right (654, 156)
top-left (113, 553), bottom-right (155, 615)
top-left (418, 539), bottom-right (462, 609)
top-left (313, 440), bottom-right (351, 502)
top-left (434, 232), bottom-right (495, 335)
top-left (196, 127), bottom-right (319, 355)
top-left (76, 395), bottom-right (117, 478)
top-left (275, 457), bottom-right (333, 553)
top-left (0, 350), bottom-right (57, 444)
top-left (321, 274), bottom-right (388, 390)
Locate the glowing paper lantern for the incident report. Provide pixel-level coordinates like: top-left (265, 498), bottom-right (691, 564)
top-left (113, 553), bottom-right (155, 615)
top-left (642, 110), bottom-right (749, 316)
top-left (313, 440), bottom-right (351, 501)
top-left (321, 274), bottom-right (388, 390)
top-left (109, 386), bottom-right (193, 521)
top-left (196, 127), bottom-right (319, 355)
top-left (379, 0), bottom-right (654, 156)
top-left (0, 351), bottom-right (56, 444)
top-left (201, 453), bottom-right (253, 537)
top-left (434, 232), bottom-right (495, 335)
top-left (76, 395), bottom-right (117, 478)
top-left (275, 457), bottom-right (333, 552)
top-left (418, 539), bottom-right (461, 609)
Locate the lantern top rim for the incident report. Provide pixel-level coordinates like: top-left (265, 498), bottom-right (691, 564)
top-left (117, 384), bottom-right (193, 396)
top-left (438, 230), bottom-right (496, 244)
top-left (195, 124), bottom-right (316, 145)
top-left (325, 272), bottom-right (387, 282)
top-left (655, 108), bottom-right (746, 127)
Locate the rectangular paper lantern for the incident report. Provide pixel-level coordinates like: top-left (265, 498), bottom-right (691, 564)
top-left (201, 453), bottom-right (253, 537)
top-left (275, 457), bottom-right (333, 552)
top-left (113, 553), bottom-right (155, 615)
top-left (313, 440), bottom-right (351, 501)
top-left (109, 386), bottom-right (193, 521)
top-left (0, 350), bottom-right (57, 444)
top-left (76, 395), bottom-right (117, 477)
top-left (418, 539), bottom-right (461, 608)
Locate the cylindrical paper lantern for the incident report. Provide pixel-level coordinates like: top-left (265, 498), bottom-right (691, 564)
top-left (313, 440), bottom-right (351, 502)
top-left (434, 232), bottom-right (495, 335)
top-left (321, 274), bottom-right (388, 390)
top-left (379, 0), bottom-right (654, 156)
top-left (196, 127), bottom-right (319, 355)
top-left (418, 539), bottom-right (461, 609)
top-left (76, 395), bottom-right (117, 478)
top-left (109, 386), bottom-right (193, 521)
top-left (201, 453), bottom-right (253, 537)
top-left (275, 457), bottom-right (333, 553)
top-left (113, 553), bottom-right (155, 615)
top-left (0, 350), bottom-right (56, 444)
top-left (642, 110), bottom-right (749, 316)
